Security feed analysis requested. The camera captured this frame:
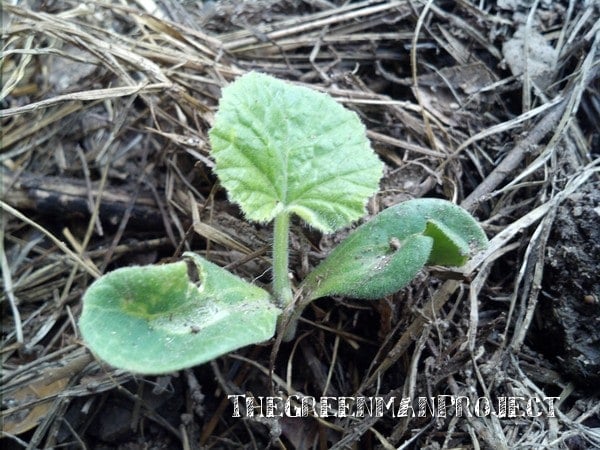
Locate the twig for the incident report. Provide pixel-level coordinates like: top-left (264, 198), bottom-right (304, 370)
top-left (359, 279), bottom-right (461, 391)
top-left (0, 222), bottom-right (24, 344)
top-left (461, 35), bottom-right (600, 211)
top-left (0, 83), bottom-right (170, 118)
top-left (0, 201), bottom-right (101, 279)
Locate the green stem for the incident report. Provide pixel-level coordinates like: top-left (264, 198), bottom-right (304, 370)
top-left (273, 212), bottom-right (293, 308)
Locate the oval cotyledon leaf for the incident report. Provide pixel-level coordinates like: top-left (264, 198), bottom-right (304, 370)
top-left (79, 252), bottom-right (280, 374)
top-left (302, 198), bottom-right (488, 300)
top-left (209, 72), bottom-right (383, 233)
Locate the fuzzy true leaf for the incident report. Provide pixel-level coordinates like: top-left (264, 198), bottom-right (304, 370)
top-left (79, 253), bottom-right (280, 374)
top-left (303, 198), bottom-right (488, 300)
top-left (209, 72), bottom-right (383, 233)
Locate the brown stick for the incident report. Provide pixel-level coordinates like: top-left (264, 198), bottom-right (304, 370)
top-left (461, 60), bottom-right (600, 212)
top-left (1, 169), bottom-right (163, 229)
top-left (460, 100), bottom-right (567, 212)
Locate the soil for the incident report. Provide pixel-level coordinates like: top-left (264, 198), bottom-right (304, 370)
top-left (1, 1), bottom-right (599, 449)
top-left (538, 182), bottom-right (600, 387)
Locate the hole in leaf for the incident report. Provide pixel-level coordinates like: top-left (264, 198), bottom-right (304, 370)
top-left (185, 258), bottom-right (201, 285)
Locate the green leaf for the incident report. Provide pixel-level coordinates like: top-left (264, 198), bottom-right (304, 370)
top-left (79, 253), bottom-right (280, 374)
top-left (423, 219), bottom-right (470, 266)
top-left (209, 72), bottom-right (383, 233)
top-left (302, 198), bottom-right (488, 300)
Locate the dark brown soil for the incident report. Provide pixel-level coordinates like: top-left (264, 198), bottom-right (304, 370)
top-left (538, 182), bottom-right (600, 387)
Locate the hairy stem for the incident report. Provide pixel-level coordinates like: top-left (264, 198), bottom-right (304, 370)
top-left (273, 212), bottom-right (293, 308)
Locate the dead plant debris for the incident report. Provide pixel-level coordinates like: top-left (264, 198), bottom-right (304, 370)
top-left (1, 0), bottom-right (599, 449)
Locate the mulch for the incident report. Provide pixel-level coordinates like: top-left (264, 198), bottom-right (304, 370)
top-left (1, 1), bottom-right (599, 449)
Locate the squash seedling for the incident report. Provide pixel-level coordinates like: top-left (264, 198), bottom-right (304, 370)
top-left (79, 72), bottom-right (488, 374)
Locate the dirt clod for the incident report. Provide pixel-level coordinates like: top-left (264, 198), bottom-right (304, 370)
top-left (540, 182), bottom-right (600, 387)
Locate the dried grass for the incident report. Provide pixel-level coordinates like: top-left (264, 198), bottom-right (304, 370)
top-left (1, 0), bottom-right (599, 449)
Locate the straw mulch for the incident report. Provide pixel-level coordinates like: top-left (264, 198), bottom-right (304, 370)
top-left (1, 1), bottom-right (599, 449)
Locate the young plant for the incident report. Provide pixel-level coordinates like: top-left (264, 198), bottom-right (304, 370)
top-left (79, 72), bottom-right (488, 374)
